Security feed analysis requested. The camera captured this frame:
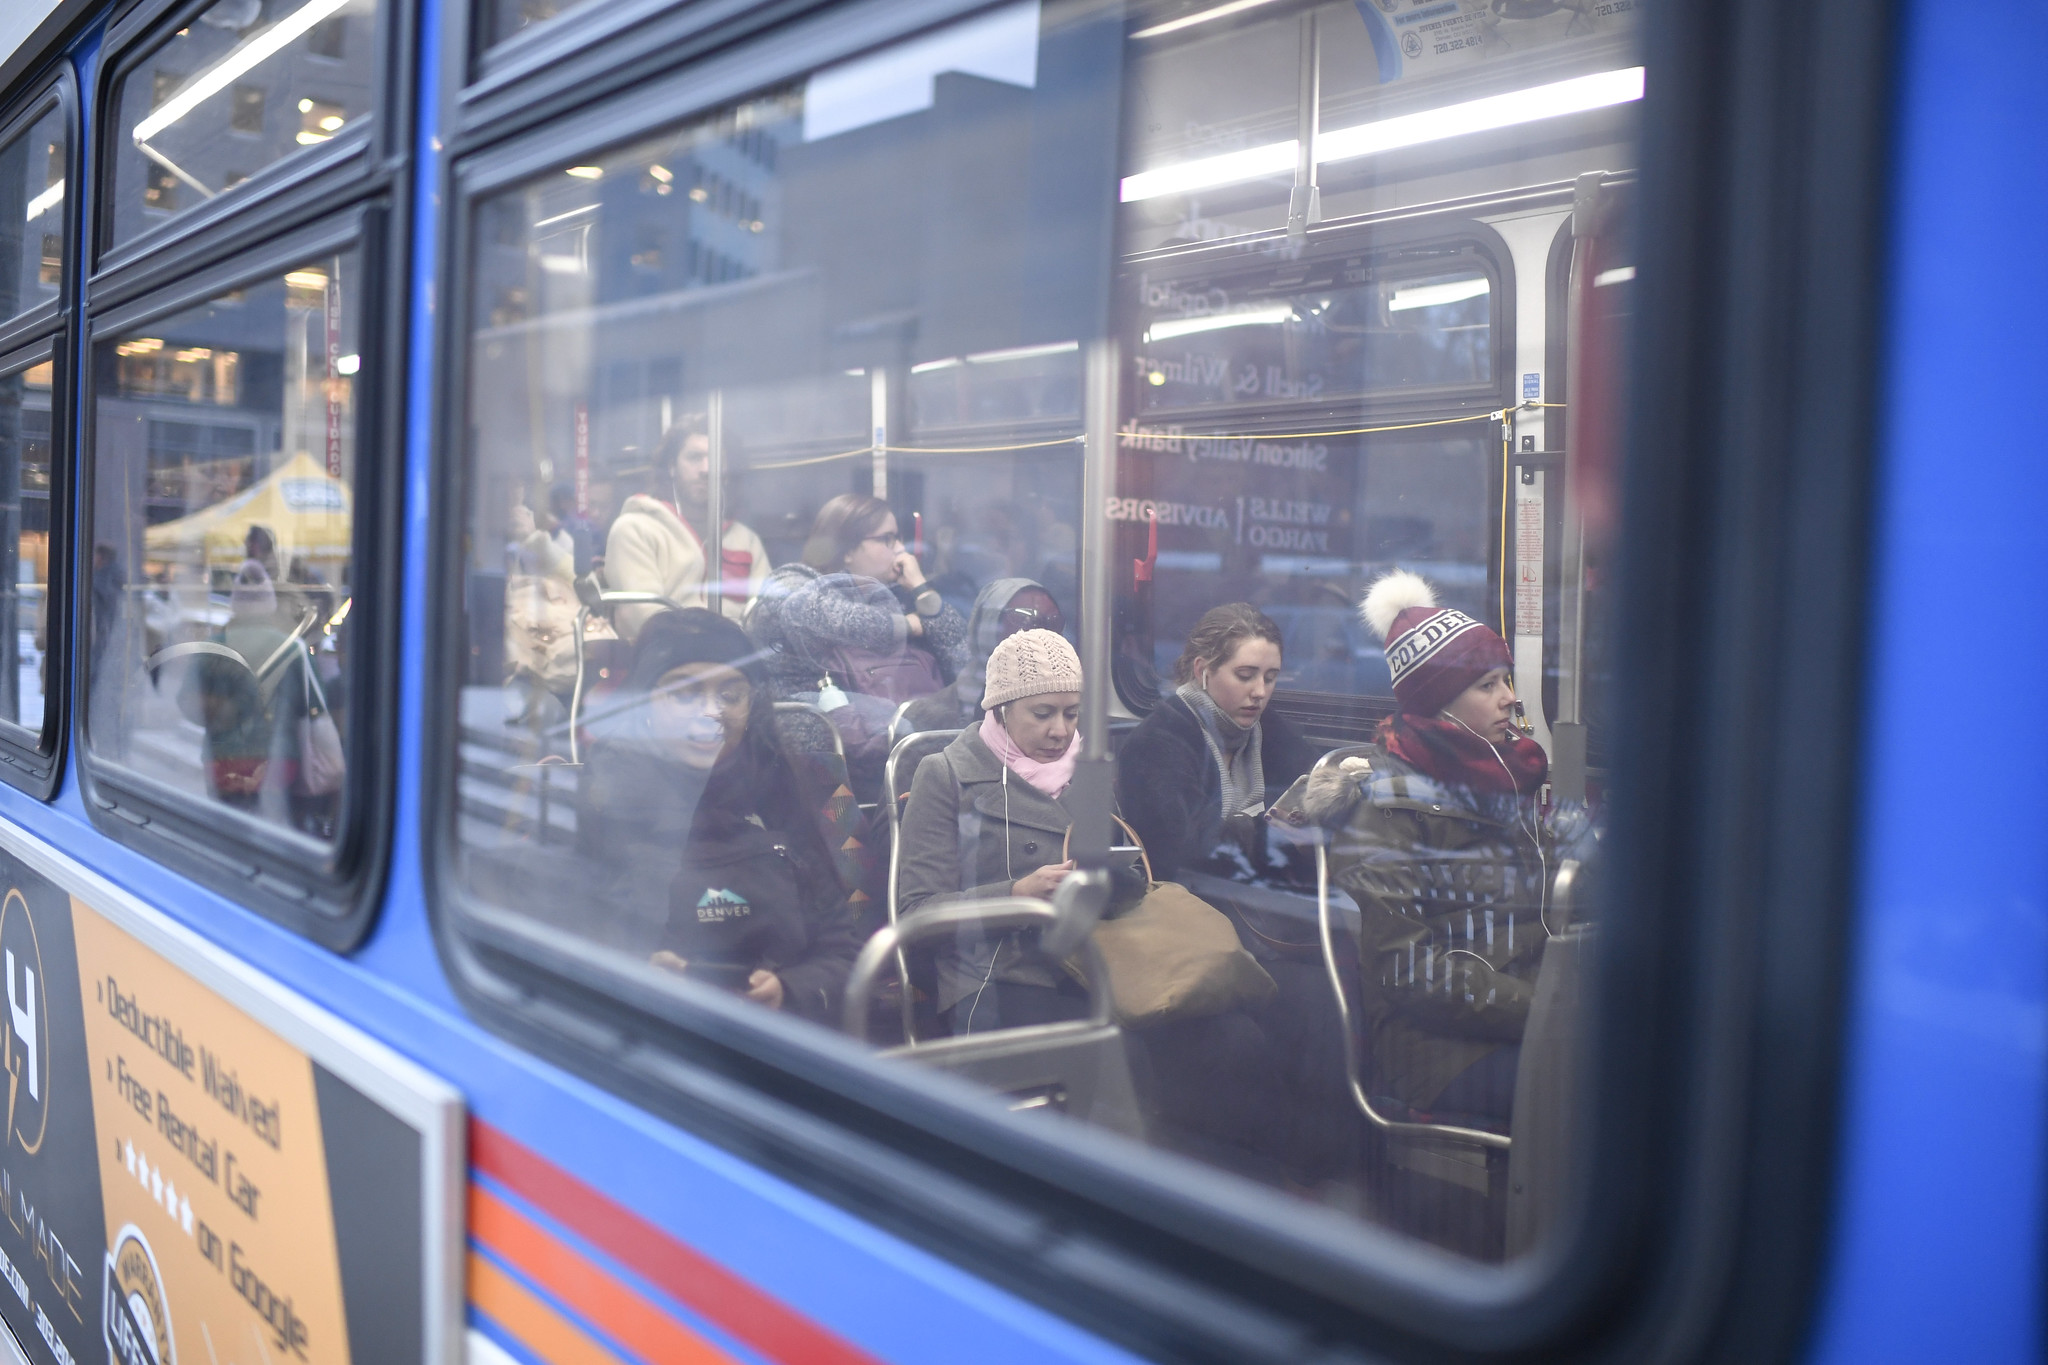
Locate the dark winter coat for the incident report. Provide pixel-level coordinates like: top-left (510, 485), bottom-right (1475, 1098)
top-left (1304, 743), bottom-right (1593, 1110)
top-left (897, 726), bottom-right (1091, 1012)
top-left (577, 723), bottom-right (858, 1023)
top-left (1114, 694), bottom-right (1319, 886)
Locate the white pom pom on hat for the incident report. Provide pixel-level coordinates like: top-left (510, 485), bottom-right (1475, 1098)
top-left (1361, 568), bottom-right (1437, 641)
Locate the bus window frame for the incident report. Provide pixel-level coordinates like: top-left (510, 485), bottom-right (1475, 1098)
top-left (422, 0), bottom-right (1898, 1360)
top-left (444, 0), bottom-right (978, 159)
top-left (91, 0), bottom-right (416, 285)
top-left (0, 66), bottom-right (81, 798)
top-left (0, 337), bottom-right (71, 796)
top-left (76, 0), bottom-right (417, 950)
top-left (0, 74), bottom-right (77, 345)
top-left (77, 201), bottom-right (404, 949)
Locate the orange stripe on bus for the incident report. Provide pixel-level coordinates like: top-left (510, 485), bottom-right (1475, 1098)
top-left (472, 1120), bottom-right (889, 1365)
top-left (469, 1250), bottom-right (629, 1365)
top-left (471, 1183), bottom-right (739, 1365)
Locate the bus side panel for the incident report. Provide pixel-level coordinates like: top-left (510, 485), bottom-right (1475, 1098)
top-left (1805, 1), bottom-right (2048, 1360)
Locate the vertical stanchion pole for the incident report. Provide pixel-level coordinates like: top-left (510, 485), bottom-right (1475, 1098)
top-left (705, 389), bottom-right (725, 612)
top-left (870, 369), bottom-right (889, 500)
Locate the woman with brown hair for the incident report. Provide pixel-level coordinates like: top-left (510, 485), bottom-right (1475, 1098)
top-left (1115, 602), bottom-right (1318, 885)
top-left (1116, 601), bottom-right (1352, 1184)
top-left (603, 415), bottom-right (771, 638)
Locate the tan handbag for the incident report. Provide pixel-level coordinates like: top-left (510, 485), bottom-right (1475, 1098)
top-left (1065, 818), bottom-right (1276, 1029)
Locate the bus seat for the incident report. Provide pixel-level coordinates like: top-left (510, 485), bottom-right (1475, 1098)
top-left (1505, 924), bottom-right (1594, 1259)
top-left (884, 728), bottom-right (962, 1042)
top-left (1310, 743), bottom-right (1512, 1254)
top-left (845, 898), bottom-right (1146, 1140)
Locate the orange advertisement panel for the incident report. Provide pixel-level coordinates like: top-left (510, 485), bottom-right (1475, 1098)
top-left (75, 903), bottom-right (350, 1365)
top-left (0, 838), bottom-right (459, 1365)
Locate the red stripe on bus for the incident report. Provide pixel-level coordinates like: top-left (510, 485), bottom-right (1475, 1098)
top-left (472, 1118), bottom-right (890, 1365)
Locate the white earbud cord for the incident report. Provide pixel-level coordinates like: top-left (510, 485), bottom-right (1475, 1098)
top-left (1438, 710), bottom-right (1556, 998)
top-left (962, 753), bottom-right (1015, 1033)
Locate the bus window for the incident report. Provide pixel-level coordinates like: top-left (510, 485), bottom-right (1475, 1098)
top-left (105, 0), bottom-right (381, 251)
top-left (0, 100), bottom-right (66, 321)
top-left (88, 251), bottom-right (360, 846)
top-left (454, 0), bottom-right (1111, 967)
top-left (446, 0), bottom-right (1639, 1268)
top-left (1104, 0), bottom-right (1638, 1260)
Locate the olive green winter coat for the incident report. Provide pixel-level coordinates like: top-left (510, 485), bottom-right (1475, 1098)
top-left (1306, 747), bottom-right (1588, 1112)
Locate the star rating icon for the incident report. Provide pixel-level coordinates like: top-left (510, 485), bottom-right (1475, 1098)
top-left (124, 1139), bottom-right (195, 1238)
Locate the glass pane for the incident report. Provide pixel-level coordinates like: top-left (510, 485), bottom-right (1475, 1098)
top-left (0, 356), bottom-right (54, 737)
top-left (460, 0), bottom-right (1106, 942)
top-left (0, 104), bottom-right (66, 320)
top-left (89, 251), bottom-right (360, 843)
top-left (451, 0), bottom-right (1640, 1268)
top-left (108, 0), bottom-right (380, 249)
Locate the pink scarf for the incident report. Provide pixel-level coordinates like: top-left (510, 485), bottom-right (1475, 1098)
top-left (979, 711), bottom-right (1079, 798)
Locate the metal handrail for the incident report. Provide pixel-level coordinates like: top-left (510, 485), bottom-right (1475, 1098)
top-left (882, 727), bottom-right (962, 1042)
top-left (886, 697), bottom-right (917, 750)
top-left (844, 897), bottom-right (1113, 1044)
top-left (1312, 744), bottom-right (1511, 1151)
top-left (146, 639), bottom-right (251, 675)
top-left (145, 605), bottom-right (319, 686)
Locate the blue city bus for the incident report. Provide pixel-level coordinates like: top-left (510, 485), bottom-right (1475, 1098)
top-left (0, 0), bottom-right (2033, 1361)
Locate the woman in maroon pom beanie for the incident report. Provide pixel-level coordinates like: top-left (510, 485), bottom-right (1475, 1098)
top-left (1303, 569), bottom-right (1592, 1142)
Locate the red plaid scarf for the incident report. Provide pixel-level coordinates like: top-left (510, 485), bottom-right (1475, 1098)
top-left (1379, 712), bottom-right (1548, 796)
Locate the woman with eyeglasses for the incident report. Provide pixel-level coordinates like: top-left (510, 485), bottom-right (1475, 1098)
top-left (747, 493), bottom-right (968, 794)
top-left (896, 577), bottom-right (1065, 737)
top-left (574, 609), bottom-right (858, 1021)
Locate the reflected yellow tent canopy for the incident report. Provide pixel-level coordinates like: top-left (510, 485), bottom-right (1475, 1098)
top-left (143, 452), bottom-right (352, 566)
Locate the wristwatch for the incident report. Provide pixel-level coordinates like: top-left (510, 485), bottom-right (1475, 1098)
top-left (913, 586), bottom-right (942, 618)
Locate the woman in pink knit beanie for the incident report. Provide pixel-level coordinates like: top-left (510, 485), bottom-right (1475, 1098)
top-left (895, 628), bottom-right (1087, 1034)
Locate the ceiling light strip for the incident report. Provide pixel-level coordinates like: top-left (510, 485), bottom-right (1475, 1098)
top-left (1120, 66), bottom-right (1644, 203)
top-left (132, 0), bottom-right (353, 145)
top-left (1130, 0), bottom-right (1286, 41)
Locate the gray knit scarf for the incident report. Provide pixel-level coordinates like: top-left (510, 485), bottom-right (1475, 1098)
top-left (1177, 682), bottom-right (1265, 818)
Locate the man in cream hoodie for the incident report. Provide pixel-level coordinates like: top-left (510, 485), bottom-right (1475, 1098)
top-left (603, 415), bottom-right (769, 642)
